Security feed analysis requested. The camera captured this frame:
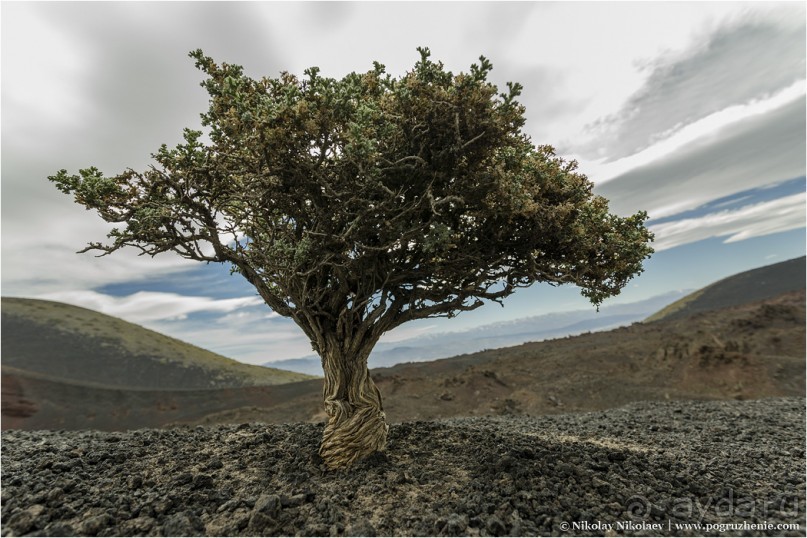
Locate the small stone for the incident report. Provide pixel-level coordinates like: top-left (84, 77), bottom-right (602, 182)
top-left (119, 516), bottom-right (155, 535)
top-left (44, 521), bottom-right (76, 536)
top-left (249, 511), bottom-right (276, 532)
top-left (592, 477), bottom-right (611, 493)
top-left (497, 456), bottom-right (516, 472)
top-left (254, 494), bottom-right (281, 517)
top-left (486, 515), bottom-right (507, 536)
top-left (304, 523), bottom-right (330, 536)
top-left (172, 472), bottom-right (193, 486)
top-left (443, 513), bottom-right (468, 535)
top-left (608, 451), bottom-right (628, 462)
top-left (153, 497), bottom-right (173, 515)
top-left (346, 519), bottom-right (376, 537)
top-left (52, 461), bottom-right (75, 472)
top-left (77, 513), bottom-right (112, 536)
top-left (217, 498), bottom-right (241, 513)
top-left (162, 511), bottom-right (203, 536)
top-left (281, 493), bottom-right (306, 508)
top-left (191, 473), bottom-right (214, 490)
top-left (232, 508), bottom-right (251, 531)
top-left (8, 505), bottom-right (45, 534)
top-left (46, 487), bottom-right (64, 502)
top-left (206, 458), bottom-right (224, 470)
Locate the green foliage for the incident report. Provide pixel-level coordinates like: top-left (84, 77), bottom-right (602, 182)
top-left (50, 48), bottom-right (653, 348)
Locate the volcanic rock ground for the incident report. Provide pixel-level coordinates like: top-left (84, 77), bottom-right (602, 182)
top-left (2, 397), bottom-right (804, 537)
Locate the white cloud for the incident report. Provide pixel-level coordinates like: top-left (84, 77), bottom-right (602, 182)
top-left (588, 81), bottom-right (807, 184)
top-left (649, 193), bottom-right (806, 252)
top-left (36, 290), bottom-right (263, 324)
top-left (167, 320), bottom-right (312, 365)
top-left (595, 96), bottom-right (806, 219)
top-left (565, 4), bottom-right (805, 164)
top-left (512, 2), bottom-right (793, 150)
top-left (2, 2), bottom-right (804, 367)
top-left (153, 309), bottom-right (312, 365)
top-left (1, 217), bottom-right (198, 297)
top-left (216, 310), bottom-right (280, 324)
top-left (1, 4), bottom-right (93, 146)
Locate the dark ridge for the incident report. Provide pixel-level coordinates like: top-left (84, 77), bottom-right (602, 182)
top-left (0, 297), bottom-right (313, 390)
top-left (1, 315), bottom-right (222, 390)
top-left (647, 256), bottom-right (805, 322)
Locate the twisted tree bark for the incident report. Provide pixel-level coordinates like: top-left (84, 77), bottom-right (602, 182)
top-left (318, 342), bottom-right (388, 469)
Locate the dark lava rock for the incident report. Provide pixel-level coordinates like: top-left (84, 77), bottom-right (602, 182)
top-left (1, 398), bottom-right (805, 536)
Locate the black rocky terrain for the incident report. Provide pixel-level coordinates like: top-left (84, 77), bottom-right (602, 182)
top-left (2, 398), bottom-right (804, 537)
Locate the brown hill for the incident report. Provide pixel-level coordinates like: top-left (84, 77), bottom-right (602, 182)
top-left (646, 256), bottom-right (806, 322)
top-left (0, 365), bottom-right (317, 431)
top-left (1, 297), bottom-right (313, 390)
top-left (3, 289), bottom-right (803, 431)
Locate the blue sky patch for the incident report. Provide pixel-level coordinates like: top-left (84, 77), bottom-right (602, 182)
top-left (647, 176), bottom-right (805, 226)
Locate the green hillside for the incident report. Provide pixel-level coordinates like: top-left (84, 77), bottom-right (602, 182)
top-left (646, 256), bottom-right (806, 323)
top-left (1, 297), bottom-right (314, 389)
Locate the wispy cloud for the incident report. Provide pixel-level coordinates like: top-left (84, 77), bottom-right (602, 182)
top-left (595, 96), bottom-right (806, 219)
top-left (163, 314), bottom-right (312, 365)
top-left (1, 229), bottom-right (197, 297)
top-left (571, 8), bottom-right (806, 163)
top-left (37, 290), bottom-right (263, 324)
top-left (650, 193), bottom-right (806, 252)
top-left (589, 81), bottom-right (805, 184)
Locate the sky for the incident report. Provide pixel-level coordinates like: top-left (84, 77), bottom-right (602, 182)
top-left (2, 1), bottom-right (805, 367)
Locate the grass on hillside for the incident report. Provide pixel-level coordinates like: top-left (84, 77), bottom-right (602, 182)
top-left (644, 289), bottom-right (706, 323)
top-left (2, 297), bottom-right (315, 385)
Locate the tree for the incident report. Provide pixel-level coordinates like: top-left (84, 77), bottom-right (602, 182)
top-left (50, 48), bottom-right (653, 468)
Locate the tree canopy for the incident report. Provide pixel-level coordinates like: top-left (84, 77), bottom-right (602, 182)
top-left (51, 48), bottom-right (653, 467)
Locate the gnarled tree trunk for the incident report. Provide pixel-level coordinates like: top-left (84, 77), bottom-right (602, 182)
top-left (318, 339), bottom-right (388, 469)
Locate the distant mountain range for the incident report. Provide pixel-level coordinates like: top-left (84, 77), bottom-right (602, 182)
top-left (267, 290), bottom-right (689, 376)
top-left (3, 256), bottom-right (803, 431)
top-left (268, 256), bottom-right (807, 377)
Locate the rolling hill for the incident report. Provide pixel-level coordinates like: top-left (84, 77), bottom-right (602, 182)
top-left (272, 256), bottom-right (806, 376)
top-left (2, 275), bottom-right (803, 431)
top-left (1, 297), bottom-right (313, 390)
top-left (646, 256), bottom-right (806, 322)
